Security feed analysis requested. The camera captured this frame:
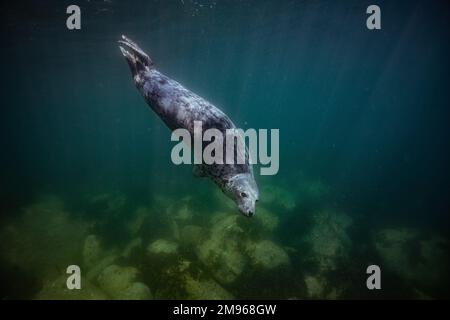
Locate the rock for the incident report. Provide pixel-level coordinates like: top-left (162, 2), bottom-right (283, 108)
top-left (174, 205), bottom-right (193, 223)
top-left (418, 236), bottom-right (449, 286)
top-left (184, 275), bottom-right (234, 300)
top-left (97, 264), bottom-right (151, 300)
top-left (326, 287), bottom-right (344, 300)
top-left (147, 239), bottom-right (179, 256)
top-left (120, 282), bottom-right (152, 300)
top-left (304, 275), bottom-right (326, 299)
top-left (122, 237), bottom-right (143, 259)
top-left (97, 265), bottom-right (138, 294)
top-left (145, 239), bottom-right (181, 277)
top-left (196, 213), bottom-right (248, 284)
top-left (214, 241), bottom-right (247, 284)
top-left (152, 259), bottom-right (194, 299)
top-left (83, 235), bottom-right (102, 269)
top-left (150, 194), bottom-right (172, 216)
top-left (86, 253), bottom-right (119, 281)
top-left (0, 195), bottom-right (88, 278)
top-left (304, 273), bottom-right (345, 299)
top-left (169, 219), bottom-right (181, 241)
top-left (373, 228), bottom-right (450, 291)
top-left (168, 259), bottom-right (191, 274)
top-left (180, 225), bottom-right (205, 247)
top-left (254, 207), bottom-right (279, 233)
top-left (126, 206), bottom-right (151, 236)
top-left (34, 275), bottom-right (108, 300)
top-left (373, 228), bottom-right (417, 279)
top-left (246, 240), bottom-right (290, 270)
top-left (303, 210), bottom-right (352, 272)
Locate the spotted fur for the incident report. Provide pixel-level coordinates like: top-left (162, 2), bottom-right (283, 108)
top-left (119, 35), bottom-right (259, 216)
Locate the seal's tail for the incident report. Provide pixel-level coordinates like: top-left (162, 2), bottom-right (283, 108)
top-left (118, 35), bottom-right (153, 75)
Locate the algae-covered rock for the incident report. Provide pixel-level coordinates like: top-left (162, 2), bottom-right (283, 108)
top-left (86, 253), bottom-right (119, 281)
top-left (196, 213), bottom-right (248, 284)
top-left (374, 228), bottom-right (418, 278)
top-left (304, 273), bottom-right (346, 299)
top-left (97, 264), bottom-right (152, 300)
top-left (120, 282), bottom-right (152, 300)
top-left (254, 207), bottom-right (279, 233)
top-left (83, 234), bottom-right (102, 269)
top-left (147, 239), bottom-right (179, 256)
top-left (174, 204), bottom-right (194, 223)
top-left (374, 228), bottom-right (450, 291)
top-left (304, 275), bottom-right (326, 299)
top-left (0, 195), bottom-right (88, 279)
top-left (34, 275), bottom-right (108, 300)
top-left (185, 275), bottom-right (234, 300)
top-left (197, 237), bottom-right (246, 284)
top-left (145, 239), bottom-right (181, 280)
top-left (82, 235), bottom-right (125, 281)
top-left (97, 265), bottom-right (138, 294)
top-left (126, 206), bottom-right (152, 236)
top-left (150, 258), bottom-right (194, 299)
top-left (122, 237), bottom-right (143, 259)
top-left (180, 225), bottom-right (205, 247)
top-left (246, 240), bottom-right (290, 270)
top-left (303, 210), bottom-right (352, 272)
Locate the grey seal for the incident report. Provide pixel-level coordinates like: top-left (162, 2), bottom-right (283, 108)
top-left (119, 35), bottom-right (259, 217)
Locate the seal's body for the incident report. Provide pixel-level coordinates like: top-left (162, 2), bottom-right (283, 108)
top-left (119, 35), bottom-right (258, 216)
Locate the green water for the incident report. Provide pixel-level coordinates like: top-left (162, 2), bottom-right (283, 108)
top-left (0, 0), bottom-right (449, 299)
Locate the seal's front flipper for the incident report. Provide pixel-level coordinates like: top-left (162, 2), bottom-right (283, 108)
top-left (193, 165), bottom-right (207, 178)
top-left (118, 35), bottom-right (153, 76)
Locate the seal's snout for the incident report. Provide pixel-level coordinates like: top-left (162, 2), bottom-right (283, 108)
top-left (240, 202), bottom-right (256, 218)
top-left (237, 202), bottom-right (255, 218)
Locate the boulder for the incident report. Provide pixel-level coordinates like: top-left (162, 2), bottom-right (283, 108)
top-left (246, 240), bottom-right (290, 270)
top-left (184, 275), bottom-right (234, 300)
top-left (97, 264), bottom-right (152, 300)
top-left (83, 234), bottom-right (102, 269)
top-left (34, 275), bottom-right (107, 300)
top-left (196, 214), bottom-right (248, 284)
top-left (147, 239), bottom-right (179, 256)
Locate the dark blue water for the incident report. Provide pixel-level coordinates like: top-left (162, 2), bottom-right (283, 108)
top-left (0, 0), bottom-right (449, 299)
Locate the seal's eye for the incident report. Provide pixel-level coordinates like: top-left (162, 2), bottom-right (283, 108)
top-left (240, 192), bottom-right (248, 198)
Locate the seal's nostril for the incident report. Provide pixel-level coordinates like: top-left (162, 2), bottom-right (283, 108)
top-left (247, 211), bottom-right (254, 217)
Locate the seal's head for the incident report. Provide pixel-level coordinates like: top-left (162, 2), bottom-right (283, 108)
top-left (225, 173), bottom-right (259, 217)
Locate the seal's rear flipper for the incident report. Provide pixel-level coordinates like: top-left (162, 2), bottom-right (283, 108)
top-left (119, 35), bottom-right (153, 75)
